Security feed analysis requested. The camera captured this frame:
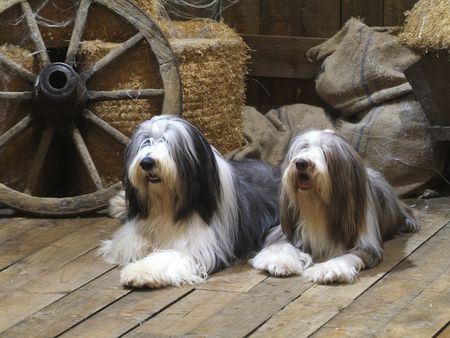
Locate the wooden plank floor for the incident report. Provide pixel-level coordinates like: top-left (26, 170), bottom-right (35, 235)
top-left (0, 197), bottom-right (449, 338)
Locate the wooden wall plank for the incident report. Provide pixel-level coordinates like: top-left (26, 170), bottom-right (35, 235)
top-left (252, 198), bottom-right (450, 337)
top-left (341, 0), bottom-right (383, 27)
top-left (222, 0), bottom-right (260, 34)
top-left (296, 0), bottom-right (341, 37)
top-left (258, 78), bottom-right (325, 114)
top-left (312, 224), bottom-right (450, 337)
top-left (259, 0), bottom-right (340, 37)
top-left (243, 35), bottom-right (325, 79)
top-left (383, 0), bottom-right (417, 26)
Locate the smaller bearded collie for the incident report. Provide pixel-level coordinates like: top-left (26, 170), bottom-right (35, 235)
top-left (99, 115), bottom-right (280, 288)
top-left (251, 129), bottom-right (418, 284)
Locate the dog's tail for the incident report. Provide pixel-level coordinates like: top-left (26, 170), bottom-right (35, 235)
top-left (398, 200), bottom-right (419, 233)
top-left (108, 190), bottom-right (127, 221)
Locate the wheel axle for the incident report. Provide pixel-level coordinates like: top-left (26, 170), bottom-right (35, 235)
top-left (33, 62), bottom-right (87, 121)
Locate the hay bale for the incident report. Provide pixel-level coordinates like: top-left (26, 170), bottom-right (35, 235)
top-left (400, 0), bottom-right (450, 50)
top-left (0, 44), bottom-right (41, 192)
top-left (38, 0), bottom-right (159, 48)
top-left (79, 19), bottom-right (247, 156)
top-left (77, 39), bottom-right (163, 187)
top-left (162, 20), bottom-right (248, 153)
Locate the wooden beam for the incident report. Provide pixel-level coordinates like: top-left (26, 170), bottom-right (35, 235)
top-left (242, 35), bottom-right (325, 79)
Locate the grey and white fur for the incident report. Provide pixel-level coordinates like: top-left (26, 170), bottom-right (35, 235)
top-left (251, 129), bottom-right (418, 284)
top-left (100, 115), bottom-right (280, 288)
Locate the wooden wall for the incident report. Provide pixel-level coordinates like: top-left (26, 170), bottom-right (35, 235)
top-left (221, 0), bottom-right (418, 113)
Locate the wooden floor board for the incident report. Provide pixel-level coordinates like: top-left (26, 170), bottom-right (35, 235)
top-left (1, 269), bottom-right (127, 338)
top-left (0, 218), bottom-right (120, 332)
top-left (58, 286), bottom-right (194, 338)
top-left (312, 223), bottom-right (450, 337)
top-left (125, 289), bottom-right (241, 336)
top-left (0, 218), bottom-right (37, 244)
top-left (251, 198), bottom-right (450, 337)
top-left (181, 276), bottom-right (312, 337)
top-left (378, 267), bottom-right (450, 337)
top-left (0, 218), bottom-right (85, 271)
top-left (0, 197), bottom-right (448, 337)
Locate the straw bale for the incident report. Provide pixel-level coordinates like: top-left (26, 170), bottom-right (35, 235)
top-left (77, 39), bottom-right (163, 187)
top-left (32, 0), bottom-right (159, 48)
top-left (78, 19), bottom-right (247, 159)
top-left (0, 44), bottom-right (41, 192)
top-left (162, 20), bottom-right (248, 153)
top-left (400, 0), bottom-right (450, 50)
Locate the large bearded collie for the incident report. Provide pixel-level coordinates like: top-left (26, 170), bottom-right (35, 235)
top-left (100, 115), bottom-right (280, 288)
top-left (251, 129), bottom-right (418, 284)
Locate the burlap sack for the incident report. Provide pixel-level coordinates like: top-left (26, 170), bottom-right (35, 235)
top-left (231, 19), bottom-right (446, 195)
top-left (307, 18), bottom-right (419, 117)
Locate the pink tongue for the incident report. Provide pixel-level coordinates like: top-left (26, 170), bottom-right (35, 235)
top-left (297, 175), bottom-right (311, 190)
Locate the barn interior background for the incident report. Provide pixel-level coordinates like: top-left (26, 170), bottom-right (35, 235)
top-left (0, 1), bottom-right (449, 337)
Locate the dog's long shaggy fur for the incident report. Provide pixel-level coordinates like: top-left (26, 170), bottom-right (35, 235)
top-left (99, 115), bottom-right (280, 288)
top-left (251, 129), bottom-right (418, 284)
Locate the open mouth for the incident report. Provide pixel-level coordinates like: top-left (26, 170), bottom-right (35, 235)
top-left (297, 172), bottom-right (312, 190)
top-left (146, 173), bottom-right (161, 183)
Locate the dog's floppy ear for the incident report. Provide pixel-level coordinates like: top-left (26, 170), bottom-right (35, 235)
top-left (280, 184), bottom-right (299, 243)
top-left (123, 128), bottom-right (149, 220)
top-left (323, 135), bottom-right (367, 248)
top-left (173, 122), bottom-right (221, 224)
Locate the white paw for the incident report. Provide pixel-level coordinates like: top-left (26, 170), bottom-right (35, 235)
top-left (303, 255), bottom-right (363, 284)
top-left (120, 250), bottom-right (207, 288)
top-left (249, 243), bottom-right (312, 277)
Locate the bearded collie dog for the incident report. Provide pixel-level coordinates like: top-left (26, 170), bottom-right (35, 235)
top-left (99, 115), bottom-right (280, 288)
top-left (251, 129), bottom-right (418, 284)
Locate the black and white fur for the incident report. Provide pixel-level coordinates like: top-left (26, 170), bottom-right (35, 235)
top-left (100, 115), bottom-right (280, 288)
top-left (251, 129), bottom-right (418, 284)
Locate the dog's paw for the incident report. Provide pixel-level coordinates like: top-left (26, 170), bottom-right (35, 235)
top-left (303, 256), bottom-right (361, 284)
top-left (120, 250), bottom-right (207, 288)
top-left (249, 243), bottom-right (312, 277)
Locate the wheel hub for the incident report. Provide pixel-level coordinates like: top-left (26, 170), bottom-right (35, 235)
top-left (33, 62), bottom-right (87, 121)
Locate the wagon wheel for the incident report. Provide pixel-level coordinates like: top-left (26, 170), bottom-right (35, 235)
top-left (0, 0), bottom-right (182, 216)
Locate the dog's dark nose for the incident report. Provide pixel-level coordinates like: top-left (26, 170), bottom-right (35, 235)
top-left (295, 159), bottom-right (309, 171)
top-left (140, 156), bottom-right (155, 171)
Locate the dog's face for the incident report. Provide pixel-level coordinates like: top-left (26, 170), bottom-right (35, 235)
top-left (281, 129), bottom-right (368, 246)
top-left (283, 129), bottom-right (334, 204)
top-left (124, 115), bottom-right (221, 223)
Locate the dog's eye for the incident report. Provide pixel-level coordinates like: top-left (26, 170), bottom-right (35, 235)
top-left (139, 138), bottom-right (154, 149)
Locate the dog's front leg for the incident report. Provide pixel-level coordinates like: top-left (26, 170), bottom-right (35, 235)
top-left (120, 250), bottom-right (207, 288)
top-left (249, 241), bottom-right (313, 277)
top-left (303, 253), bottom-right (365, 283)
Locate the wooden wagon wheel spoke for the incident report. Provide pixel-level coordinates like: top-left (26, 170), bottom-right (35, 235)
top-left (20, 1), bottom-right (50, 67)
top-left (0, 51), bottom-right (36, 83)
top-left (0, 91), bottom-right (32, 100)
top-left (0, 114), bottom-right (36, 149)
top-left (65, 0), bottom-right (91, 67)
top-left (83, 109), bottom-right (130, 147)
top-left (68, 122), bottom-right (103, 190)
top-left (87, 88), bottom-right (164, 102)
top-left (0, 0), bottom-right (182, 216)
top-left (81, 32), bottom-right (144, 80)
top-left (24, 123), bottom-right (55, 195)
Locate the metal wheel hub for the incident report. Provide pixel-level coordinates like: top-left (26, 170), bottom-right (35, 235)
top-left (33, 62), bottom-right (87, 121)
